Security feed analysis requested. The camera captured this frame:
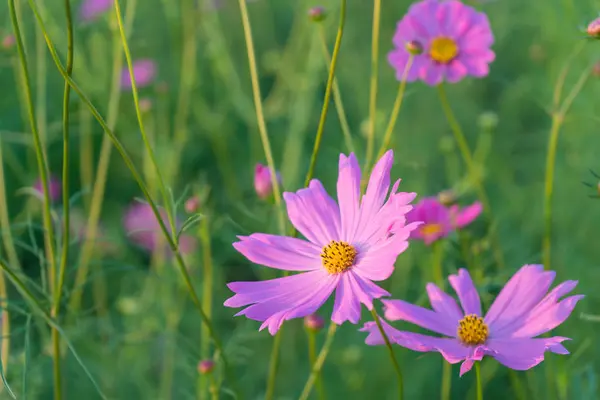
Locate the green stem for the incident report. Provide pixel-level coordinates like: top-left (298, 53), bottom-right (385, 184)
top-left (265, 3), bottom-right (347, 398)
top-left (317, 26), bottom-right (354, 153)
top-left (370, 309), bottom-right (403, 400)
top-left (298, 323), bottom-right (338, 400)
top-left (436, 84), bottom-right (504, 271)
top-left (376, 56), bottom-right (413, 161)
top-left (432, 239), bottom-right (444, 288)
top-left (364, 0), bottom-right (381, 170)
top-left (475, 362), bottom-right (483, 400)
top-left (237, 0), bottom-right (286, 235)
top-left (543, 64), bottom-right (590, 271)
top-left (307, 330), bottom-right (325, 400)
top-left (198, 216), bottom-right (214, 400)
top-left (441, 362), bottom-right (451, 400)
top-left (26, 3), bottom-right (238, 396)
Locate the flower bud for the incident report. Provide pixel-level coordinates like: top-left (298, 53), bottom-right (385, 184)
top-left (477, 111), bottom-right (499, 131)
top-left (587, 17), bottom-right (600, 38)
top-left (1, 35), bottom-right (15, 50)
top-left (198, 359), bottom-right (215, 375)
top-left (185, 196), bottom-right (200, 213)
top-left (254, 164), bottom-right (281, 199)
top-left (405, 40), bottom-right (423, 55)
top-left (308, 6), bottom-right (326, 22)
top-left (34, 175), bottom-right (62, 203)
top-left (304, 314), bottom-right (324, 332)
top-left (437, 190), bottom-right (457, 206)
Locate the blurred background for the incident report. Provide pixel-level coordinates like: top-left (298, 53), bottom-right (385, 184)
top-left (0, 0), bottom-right (599, 398)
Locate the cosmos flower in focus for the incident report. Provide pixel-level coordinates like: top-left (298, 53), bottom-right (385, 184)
top-left (120, 60), bottom-right (157, 90)
top-left (79, 0), bottom-right (112, 22)
top-left (225, 151), bottom-right (420, 335)
top-left (388, 0), bottom-right (495, 85)
top-left (406, 197), bottom-right (482, 245)
top-left (361, 265), bottom-right (583, 375)
top-left (254, 163), bottom-right (282, 199)
top-left (33, 175), bottom-right (62, 203)
top-left (123, 202), bottom-right (196, 255)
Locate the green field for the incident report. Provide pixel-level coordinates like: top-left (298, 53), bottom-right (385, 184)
top-left (0, 0), bottom-right (599, 398)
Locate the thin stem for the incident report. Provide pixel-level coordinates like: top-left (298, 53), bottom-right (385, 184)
top-left (543, 64), bottom-right (590, 271)
top-left (9, 0), bottom-right (59, 396)
top-left (317, 26), bottom-right (354, 153)
top-left (266, 3), bottom-right (347, 397)
top-left (432, 239), bottom-right (444, 288)
top-left (298, 323), bottom-right (337, 400)
top-left (441, 362), bottom-right (451, 400)
top-left (376, 56), bottom-right (413, 161)
top-left (436, 84), bottom-right (505, 271)
top-left (26, 4), bottom-right (238, 395)
top-left (113, 0), bottom-right (178, 239)
top-left (370, 309), bottom-right (403, 400)
top-left (307, 330), bottom-right (325, 400)
top-left (303, 0), bottom-right (346, 188)
top-left (237, 0), bottom-right (286, 234)
top-left (475, 362), bottom-right (483, 400)
top-left (199, 216), bottom-right (214, 400)
top-left (364, 0), bottom-right (381, 170)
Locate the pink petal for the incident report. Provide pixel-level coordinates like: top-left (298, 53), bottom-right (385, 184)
top-left (452, 201), bottom-right (483, 228)
top-left (445, 60), bottom-right (469, 83)
top-left (448, 269), bottom-right (481, 316)
top-left (360, 319), bottom-right (436, 352)
top-left (486, 338), bottom-right (552, 371)
top-left (337, 153), bottom-right (361, 242)
top-left (420, 63), bottom-right (444, 86)
top-left (426, 283), bottom-right (463, 323)
top-left (356, 150), bottom-right (393, 234)
top-left (232, 234), bottom-right (322, 272)
top-left (347, 271), bottom-right (390, 310)
top-left (331, 273), bottom-right (362, 324)
top-left (308, 180), bottom-right (341, 239)
top-left (382, 298), bottom-right (457, 336)
top-left (510, 294), bottom-right (583, 338)
top-left (485, 265), bottom-right (554, 333)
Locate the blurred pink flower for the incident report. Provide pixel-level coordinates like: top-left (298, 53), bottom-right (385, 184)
top-left (588, 17), bottom-right (600, 38)
top-left (406, 197), bottom-right (482, 245)
top-left (120, 60), bottom-right (157, 90)
top-left (33, 175), bottom-right (61, 203)
top-left (388, 0), bottom-right (495, 85)
top-left (254, 163), bottom-right (282, 199)
top-left (2, 34), bottom-right (15, 50)
top-left (79, 0), bottom-right (112, 22)
top-left (67, 208), bottom-right (116, 254)
top-left (123, 202), bottom-right (196, 254)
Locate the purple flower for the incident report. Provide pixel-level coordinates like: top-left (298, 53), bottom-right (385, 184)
top-left (254, 164), bottom-right (282, 199)
top-left (79, 0), bottom-right (112, 22)
top-left (388, 0), bottom-right (495, 85)
top-left (406, 197), bottom-right (482, 245)
top-left (361, 265), bottom-right (583, 375)
top-left (2, 34), bottom-right (15, 50)
top-left (588, 17), bottom-right (600, 38)
top-left (33, 175), bottom-right (61, 203)
top-left (120, 60), bottom-right (157, 90)
top-left (224, 151), bottom-right (420, 335)
top-left (123, 202), bottom-right (196, 254)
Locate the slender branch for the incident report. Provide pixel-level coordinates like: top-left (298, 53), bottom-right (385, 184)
top-left (370, 309), bottom-right (403, 399)
top-left (364, 0), bottom-right (381, 170)
top-left (298, 323), bottom-right (338, 400)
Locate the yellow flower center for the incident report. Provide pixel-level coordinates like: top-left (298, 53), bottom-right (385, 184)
top-left (320, 241), bottom-right (357, 274)
top-left (457, 314), bottom-right (489, 345)
top-left (420, 223), bottom-right (443, 237)
top-left (430, 37), bottom-right (458, 64)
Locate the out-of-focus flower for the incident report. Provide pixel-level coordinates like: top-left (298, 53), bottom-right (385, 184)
top-left (120, 60), bottom-right (157, 90)
top-left (123, 202), bottom-right (196, 254)
top-left (225, 151), bottom-right (420, 335)
top-left (308, 6), bottom-right (326, 22)
top-left (79, 0), bottom-right (112, 22)
top-left (33, 175), bottom-right (61, 203)
top-left (254, 164), bottom-right (282, 199)
top-left (139, 98), bottom-right (153, 113)
top-left (1, 34), bottom-right (15, 50)
top-left (361, 265), bottom-right (583, 376)
top-left (304, 314), bottom-right (325, 332)
top-left (477, 111), bottom-right (499, 131)
top-left (388, 0), bottom-right (495, 85)
top-left (185, 196), bottom-right (201, 213)
top-left (587, 17), bottom-right (600, 38)
top-left (407, 197), bottom-right (482, 245)
top-left (197, 360), bottom-right (215, 374)
top-left (593, 61), bottom-right (600, 77)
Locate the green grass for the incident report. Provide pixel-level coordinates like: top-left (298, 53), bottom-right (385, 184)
top-left (0, 0), bottom-right (599, 398)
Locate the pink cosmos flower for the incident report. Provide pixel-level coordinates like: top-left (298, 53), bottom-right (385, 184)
top-left (120, 60), bottom-right (157, 90)
top-left (225, 151), bottom-right (421, 335)
top-left (254, 163), bottom-right (282, 199)
top-left (33, 175), bottom-right (62, 203)
top-left (361, 265), bottom-right (583, 375)
top-left (123, 202), bottom-right (196, 254)
top-left (79, 0), bottom-right (112, 22)
top-left (588, 17), bottom-right (600, 38)
top-left (406, 197), bottom-right (482, 245)
top-left (388, 0), bottom-right (495, 85)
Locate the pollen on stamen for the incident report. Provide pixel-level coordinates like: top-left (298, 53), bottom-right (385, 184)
top-left (429, 36), bottom-right (459, 64)
top-left (457, 314), bottom-right (488, 346)
top-left (320, 240), bottom-right (357, 274)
